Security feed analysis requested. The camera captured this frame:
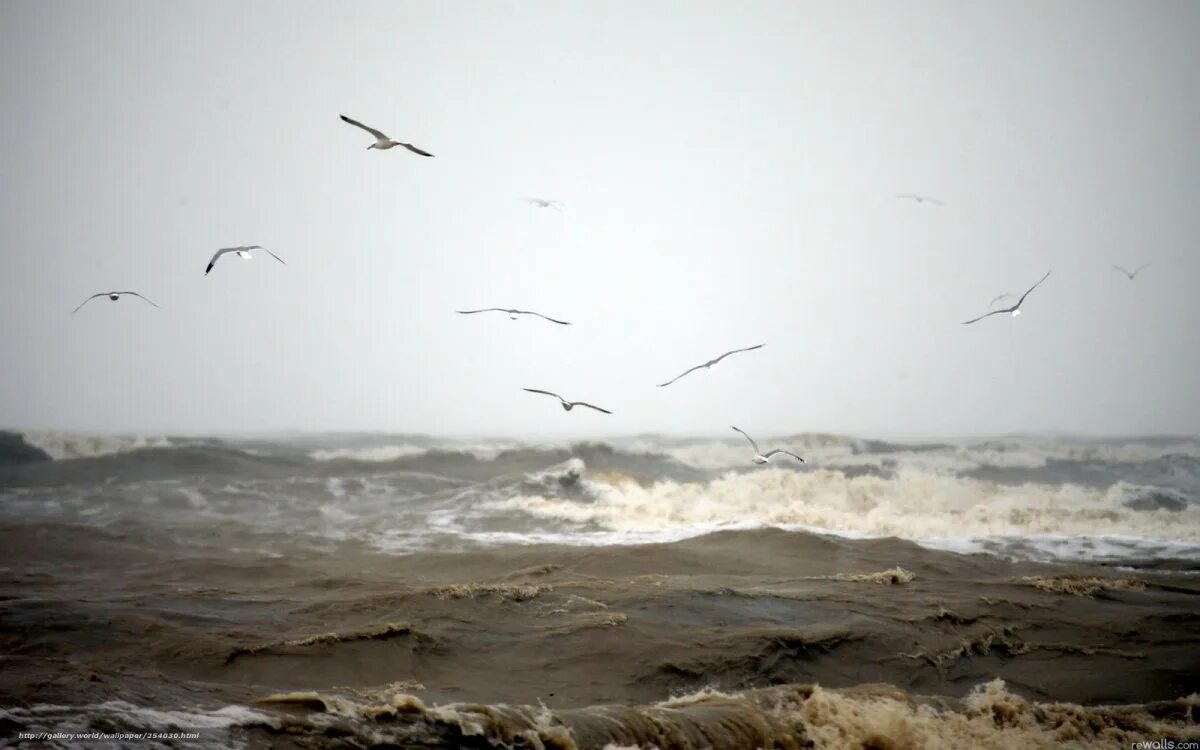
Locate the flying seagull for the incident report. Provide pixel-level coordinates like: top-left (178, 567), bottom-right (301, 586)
top-left (523, 197), bottom-right (563, 211)
top-left (657, 344), bottom-right (764, 388)
top-left (961, 271), bottom-right (1051, 325)
top-left (1112, 263), bottom-right (1150, 280)
top-left (71, 291), bottom-right (159, 315)
top-left (897, 194), bottom-right (944, 206)
top-left (990, 293), bottom-right (1016, 308)
top-left (205, 246), bottom-right (286, 275)
top-left (731, 426), bottom-right (805, 465)
top-left (339, 115), bottom-right (434, 156)
top-left (523, 388), bottom-right (612, 414)
top-left (456, 308), bottom-right (571, 325)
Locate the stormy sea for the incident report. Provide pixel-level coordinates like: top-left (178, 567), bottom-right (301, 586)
top-left (1, 429), bottom-right (1198, 748)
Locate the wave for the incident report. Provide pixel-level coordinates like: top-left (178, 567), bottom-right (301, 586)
top-left (18, 429), bottom-right (175, 460)
top-left (489, 467), bottom-right (1200, 562)
top-left (237, 679), bottom-right (1200, 749)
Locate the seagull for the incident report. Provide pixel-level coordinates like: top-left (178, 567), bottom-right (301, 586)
top-left (1112, 263), bottom-right (1150, 280)
top-left (71, 291), bottom-right (159, 315)
top-left (731, 426), bottom-right (805, 465)
top-left (897, 194), bottom-right (944, 206)
top-left (990, 293), bottom-right (1016, 308)
top-left (523, 389), bottom-right (612, 414)
top-left (456, 308), bottom-right (571, 325)
top-left (205, 246), bottom-right (286, 275)
top-left (961, 271), bottom-right (1051, 325)
top-left (339, 115), bottom-right (434, 156)
top-left (523, 197), bottom-right (563, 211)
top-left (657, 344), bottom-right (764, 388)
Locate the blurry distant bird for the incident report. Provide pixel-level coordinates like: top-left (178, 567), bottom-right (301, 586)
top-left (523, 389), bottom-right (612, 414)
top-left (990, 293), bottom-right (1017, 308)
top-left (1112, 263), bottom-right (1150, 280)
top-left (71, 291), bottom-right (159, 315)
top-left (523, 197), bottom-right (563, 211)
top-left (897, 194), bottom-right (944, 206)
top-left (731, 426), bottom-right (805, 465)
top-left (962, 271), bottom-right (1051, 325)
top-left (456, 308), bottom-right (571, 325)
top-left (339, 115), bottom-right (434, 156)
top-left (657, 344), bottom-right (764, 387)
top-left (205, 246), bottom-right (286, 275)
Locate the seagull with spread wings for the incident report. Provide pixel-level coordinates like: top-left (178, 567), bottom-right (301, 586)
top-left (523, 197), bottom-right (563, 210)
top-left (339, 115), bottom-right (434, 156)
top-left (1112, 263), bottom-right (1151, 280)
top-left (456, 308), bottom-right (571, 325)
top-left (657, 344), bottom-right (764, 387)
top-left (71, 291), bottom-right (160, 315)
top-left (897, 194), bottom-right (944, 206)
top-left (731, 426), bottom-right (805, 465)
top-left (523, 389), bottom-right (612, 414)
top-left (205, 246), bottom-right (286, 275)
top-left (961, 271), bottom-right (1051, 325)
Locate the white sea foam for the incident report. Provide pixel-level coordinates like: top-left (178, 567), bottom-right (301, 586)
top-left (487, 468), bottom-right (1200, 561)
top-left (20, 430), bottom-right (173, 460)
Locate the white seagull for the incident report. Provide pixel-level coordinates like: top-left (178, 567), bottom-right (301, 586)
top-left (339, 115), bottom-right (434, 156)
top-left (523, 389), bottom-right (612, 414)
top-left (1112, 263), bottom-right (1150, 280)
top-left (657, 344), bottom-right (764, 388)
top-left (897, 194), bottom-right (944, 206)
top-left (523, 197), bottom-right (563, 211)
top-left (71, 291), bottom-right (160, 315)
top-left (205, 246), bottom-right (286, 275)
top-left (962, 271), bottom-right (1051, 325)
top-left (731, 426), bottom-right (805, 465)
top-left (456, 308), bottom-right (571, 325)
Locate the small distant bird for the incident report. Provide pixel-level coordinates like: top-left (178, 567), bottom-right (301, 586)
top-left (523, 389), bottom-right (612, 414)
top-left (71, 291), bottom-right (159, 315)
top-left (523, 197), bottom-right (563, 211)
top-left (205, 246), bottom-right (286, 275)
top-left (897, 194), bottom-right (944, 206)
top-left (961, 271), bottom-right (1051, 325)
top-left (456, 308), bottom-right (571, 325)
top-left (731, 426), bottom-right (805, 465)
top-left (339, 115), bottom-right (434, 156)
top-left (990, 293), bottom-right (1016, 308)
top-left (657, 344), bottom-right (764, 388)
top-left (1112, 263), bottom-right (1150, 280)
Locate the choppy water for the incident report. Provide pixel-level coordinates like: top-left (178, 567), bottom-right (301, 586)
top-left (2, 430), bottom-right (1199, 748)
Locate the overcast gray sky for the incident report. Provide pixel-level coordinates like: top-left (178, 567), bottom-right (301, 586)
top-left (1, 0), bottom-right (1198, 438)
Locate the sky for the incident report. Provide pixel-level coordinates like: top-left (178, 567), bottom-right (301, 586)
top-left (1, 0), bottom-right (1198, 439)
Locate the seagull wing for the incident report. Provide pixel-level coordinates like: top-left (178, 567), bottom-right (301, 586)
top-left (1112, 264), bottom-right (1132, 277)
top-left (456, 308), bottom-right (509, 315)
top-left (731, 426), bottom-right (759, 454)
top-left (340, 114), bottom-right (388, 140)
top-left (516, 310), bottom-right (571, 325)
top-left (523, 388), bottom-right (565, 403)
top-left (1014, 270), bottom-right (1052, 308)
top-left (258, 247), bottom-right (287, 265)
top-left (571, 402), bottom-right (612, 415)
top-left (762, 449), bottom-right (806, 463)
top-left (116, 292), bottom-right (160, 308)
top-left (205, 247), bottom-right (238, 275)
top-left (70, 293), bottom-right (108, 315)
top-left (712, 343), bottom-right (765, 364)
top-left (656, 363), bottom-right (707, 388)
top-left (925, 197), bottom-right (945, 206)
top-left (400, 143), bottom-right (434, 157)
top-left (961, 308), bottom-right (1010, 325)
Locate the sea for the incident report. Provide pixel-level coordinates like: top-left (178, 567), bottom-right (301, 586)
top-left (1, 429), bottom-right (1198, 748)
